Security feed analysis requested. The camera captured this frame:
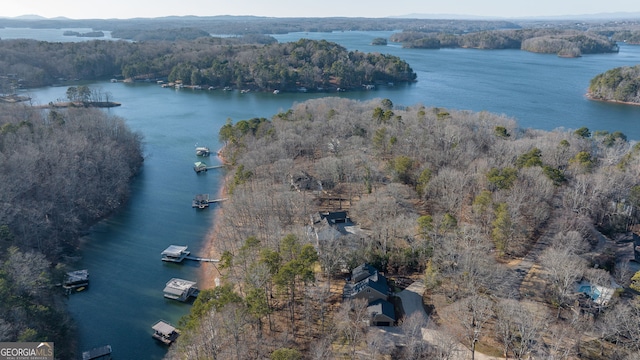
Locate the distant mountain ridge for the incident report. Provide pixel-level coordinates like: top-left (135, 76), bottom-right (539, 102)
top-left (0, 14), bottom-right (71, 20)
top-left (393, 11), bottom-right (640, 20)
top-left (2, 12), bottom-right (640, 21)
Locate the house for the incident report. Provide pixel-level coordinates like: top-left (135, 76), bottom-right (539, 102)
top-left (351, 263), bottom-right (377, 283)
top-left (343, 264), bottom-right (394, 326)
top-left (367, 299), bottom-right (396, 326)
top-left (343, 264), bottom-right (390, 303)
top-left (319, 211), bottom-right (350, 224)
top-left (344, 271), bottom-right (390, 302)
top-left (310, 211), bottom-right (359, 245)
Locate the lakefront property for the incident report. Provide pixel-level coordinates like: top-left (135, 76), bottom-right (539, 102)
top-left (3, 12), bottom-right (640, 360)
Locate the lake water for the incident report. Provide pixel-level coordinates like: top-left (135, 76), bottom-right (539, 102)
top-left (15, 29), bottom-right (640, 359)
top-left (0, 27), bottom-right (116, 42)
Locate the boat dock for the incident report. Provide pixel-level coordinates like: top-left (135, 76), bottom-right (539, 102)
top-left (161, 245), bottom-right (219, 263)
top-left (63, 269), bottom-right (89, 294)
top-left (195, 146), bottom-right (210, 156)
top-left (163, 278), bottom-right (199, 301)
top-left (194, 161), bottom-right (227, 173)
top-left (82, 345), bottom-right (112, 360)
top-left (192, 194), bottom-right (228, 208)
top-left (152, 320), bottom-right (180, 345)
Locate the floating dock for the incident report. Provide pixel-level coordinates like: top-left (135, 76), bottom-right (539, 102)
top-left (152, 320), bottom-right (180, 345)
top-left (163, 278), bottom-right (199, 301)
top-left (82, 345), bottom-right (112, 360)
top-left (161, 245), bottom-right (219, 263)
top-left (192, 194), bottom-right (228, 208)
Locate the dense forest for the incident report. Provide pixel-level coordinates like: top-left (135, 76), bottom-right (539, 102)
top-left (168, 97), bottom-right (640, 359)
top-left (588, 65), bottom-right (640, 104)
top-left (0, 37), bottom-right (415, 92)
top-left (0, 16), bottom-right (521, 37)
top-left (0, 103), bottom-right (143, 359)
top-left (390, 28), bottom-right (619, 56)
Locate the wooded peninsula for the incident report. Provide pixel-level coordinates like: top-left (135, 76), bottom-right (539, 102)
top-left (168, 97), bottom-right (640, 359)
top-left (0, 37), bottom-right (416, 92)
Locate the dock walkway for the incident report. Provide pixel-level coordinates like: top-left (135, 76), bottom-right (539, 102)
top-left (192, 194), bottom-right (228, 208)
top-left (185, 254), bottom-right (219, 262)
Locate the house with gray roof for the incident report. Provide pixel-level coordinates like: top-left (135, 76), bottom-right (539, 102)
top-left (342, 267), bottom-right (390, 302)
top-left (343, 264), bottom-right (395, 326)
top-left (367, 299), bottom-right (396, 326)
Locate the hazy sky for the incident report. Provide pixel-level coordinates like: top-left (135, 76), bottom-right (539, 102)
top-left (4, 0), bottom-right (640, 19)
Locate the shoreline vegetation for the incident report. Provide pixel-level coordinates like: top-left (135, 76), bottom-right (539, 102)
top-left (0, 37), bottom-right (417, 92)
top-left (586, 92), bottom-right (640, 106)
top-left (38, 101), bottom-right (121, 108)
top-left (0, 103), bottom-right (144, 359)
top-left (389, 28), bottom-right (619, 56)
top-left (198, 149), bottom-right (228, 290)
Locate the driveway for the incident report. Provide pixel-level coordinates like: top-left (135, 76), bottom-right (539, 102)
top-left (395, 281), bottom-right (502, 360)
top-left (397, 281), bottom-right (428, 320)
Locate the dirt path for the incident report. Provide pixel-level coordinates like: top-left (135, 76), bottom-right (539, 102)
top-left (507, 206), bottom-right (566, 300)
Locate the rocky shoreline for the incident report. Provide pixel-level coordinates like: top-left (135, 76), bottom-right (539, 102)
top-left (585, 92), bottom-right (640, 106)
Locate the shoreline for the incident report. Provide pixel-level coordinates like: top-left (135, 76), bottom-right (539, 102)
top-left (585, 92), bottom-right (640, 107)
top-left (198, 148), bottom-right (229, 289)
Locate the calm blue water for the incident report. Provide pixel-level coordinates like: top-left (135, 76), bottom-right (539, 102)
top-left (0, 27), bottom-right (116, 42)
top-left (16, 29), bottom-right (640, 359)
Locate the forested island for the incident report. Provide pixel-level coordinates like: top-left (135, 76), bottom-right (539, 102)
top-left (588, 65), bottom-right (640, 104)
top-left (0, 37), bottom-right (415, 92)
top-left (168, 97), bottom-right (640, 359)
top-left (390, 28), bottom-right (619, 57)
top-left (0, 103), bottom-right (143, 358)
